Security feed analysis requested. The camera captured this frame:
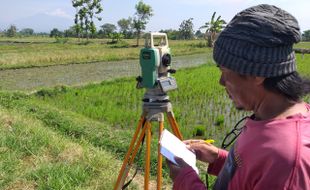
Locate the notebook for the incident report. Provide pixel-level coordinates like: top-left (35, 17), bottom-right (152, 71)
top-left (159, 129), bottom-right (199, 174)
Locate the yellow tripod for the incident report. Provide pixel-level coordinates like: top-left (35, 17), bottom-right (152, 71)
top-left (114, 92), bottom-right (183, 190)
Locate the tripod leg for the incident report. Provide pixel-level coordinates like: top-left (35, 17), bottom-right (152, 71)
top-left (119, 119), bottom-right (149, 189)
top-left (114, 116), bottom-right (146, 190)
top-left (167, 112), bottom-right (183, 140)
top-left (116, 119), bottom-right (150, 189)
top-left (157, 121), bottom-right (164, 190)
top-left (144, 121), bottom-right (152, 190)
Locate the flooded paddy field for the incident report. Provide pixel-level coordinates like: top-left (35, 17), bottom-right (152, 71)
top-left (0, 53), bottom-right (211, 91)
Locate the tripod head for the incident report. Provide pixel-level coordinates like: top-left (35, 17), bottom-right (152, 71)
top-left (136, 32), bottom-right (177, 95)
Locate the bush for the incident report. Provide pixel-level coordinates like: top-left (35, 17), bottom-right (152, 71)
top-left (109, 40), bottom-right (130, 48)
top-left (35, 86), bottom-right (68, 98)
top-left (55, 37), bottom-right (69, 44)
top-left (108, 32), bottom-right (124, 44)
top-left (190, 41), bottom-right (208, 48)
top-left (78, 41), bottom-right (93, 45)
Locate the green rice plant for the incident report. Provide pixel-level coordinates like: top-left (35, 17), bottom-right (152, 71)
top-left (192, 125), bottom-right (206, 137)
top-left (0, 53), bottom-right (308, 188)
top-left (214, 115), bottom-right (225, 126)
top-left (27, 54), bottom-right (309, 146)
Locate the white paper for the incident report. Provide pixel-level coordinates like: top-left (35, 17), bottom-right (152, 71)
top-left (159, 129), bottom-right (199, 174)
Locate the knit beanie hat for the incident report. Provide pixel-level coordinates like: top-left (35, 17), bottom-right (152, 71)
top-left (213, 4), bottom-right (301, 77)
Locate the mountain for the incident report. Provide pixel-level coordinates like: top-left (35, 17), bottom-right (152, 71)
top-left (9, 13), bottom-right (73, 33)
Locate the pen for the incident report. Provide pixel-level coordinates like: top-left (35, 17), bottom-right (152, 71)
top-left (204, 139), bottom-right (215, 144)
top-left (189, 139), bottom-right (215, 144)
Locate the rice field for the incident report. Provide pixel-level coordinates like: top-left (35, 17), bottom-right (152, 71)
top-left (0, 37), bottom-right (210, 70)
top-left (0, 52), bottom-right (308, 189)
top-left (0, 35), bottom-right (309, 189)
top-left (0, 36), bottom-right (308, 70)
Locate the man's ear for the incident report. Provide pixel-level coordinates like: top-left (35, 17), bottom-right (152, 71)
top-left (254, 77), bottom-right (265, 85)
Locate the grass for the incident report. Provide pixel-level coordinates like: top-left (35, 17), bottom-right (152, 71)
top-left (0, 103), bottom-right (128, 189)
top-left (32, 53), bottom-right (309, 140)
top-left (0, 36), bottom-right (307, 70)
top-left (0, 91), bottom-right (168, 189)
top-left (0, 45), bottom-right (309, 189)
top-left (1, 54), bottom-right (308, 188)
top-left (1, 61), bottom-right (224, 188)
top-left (0, 42), bottom-right (140, 69)
top-left (295, 41), bottom-right (310, 49)
top-left (30, 63), bottom-right (230, 138)
top-left (297, 53), bottom-right (310, 74)
top-left (0, 37), bottom-right (211, 70)
top-left (0, 36), bottom-right (308, 70)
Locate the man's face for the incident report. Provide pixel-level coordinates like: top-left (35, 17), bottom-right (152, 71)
top-left (218, 66), bottom-right (259, 111)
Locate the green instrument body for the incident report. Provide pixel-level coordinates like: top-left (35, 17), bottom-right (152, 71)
top-left (138, 32), bottom-right (175, 92)
top-left (139, 48), bottom-right (160, 88)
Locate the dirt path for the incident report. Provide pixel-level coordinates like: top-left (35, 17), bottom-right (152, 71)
top-left (0, 53), bottom-right (210, 92)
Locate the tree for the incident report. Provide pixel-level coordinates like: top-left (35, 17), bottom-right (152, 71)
top-left (72, 0), bottom-right (103, 40)
top-left (195, 30), bottom-right (204, 39)
top-left (108, 32), bottom-right (124, 43)
top-left (159, 29), bottom-right (179, 40)
top-left (6, 25), bottom-right (17, 37)
top-left (50, 28), bottom-right (63, 37)
top-left (19, 28), bottom-right (34, 36)
top-left (178, 18), bottom-right (194, 40)
top-left (117, 17), bottom-right (133, 38)
top-left (36, 32), bottom-right (49, 37)
top-left (72, 0), bottom-right (84, 39)
top-left (200, 12), bottom-right (226, 47)
top-left (99, 23), bottom-right (117, 38)
top-left (132, 1), bottom-right (153, 46)
top-left (64, 26), bottom-right (78, 37)
top-left (302, 30), bottom-right (310, 41)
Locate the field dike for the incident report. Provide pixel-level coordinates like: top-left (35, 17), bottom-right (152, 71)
top-left (0, 104), bottom-right (122, 189)
top-left (0, 91), bottom-right (171, 189)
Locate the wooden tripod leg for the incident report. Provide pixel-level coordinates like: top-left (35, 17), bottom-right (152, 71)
top-left (114, 116), bottom-right (145, 190)
top-left (144, 121), bottom-right (152, 190)
top-left (167, 112), bottom-right (183, 140)
top-left (157, 121), bottom-right (164, 190)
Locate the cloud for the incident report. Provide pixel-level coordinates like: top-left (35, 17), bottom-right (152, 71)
top-left (45, 8), bottom-right (72, 19)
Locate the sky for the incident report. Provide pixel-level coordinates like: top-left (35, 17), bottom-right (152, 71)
top-left (0, 0), bottom-right (309, 33)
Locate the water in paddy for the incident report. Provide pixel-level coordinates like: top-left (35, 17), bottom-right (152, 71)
top-left (0, 53), bottom-right (212, 91)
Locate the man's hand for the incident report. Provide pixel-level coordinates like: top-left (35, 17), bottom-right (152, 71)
top-left (166, 157), bottom-right (189, 181)
top-left (184, 139), bottom-right (219, 164)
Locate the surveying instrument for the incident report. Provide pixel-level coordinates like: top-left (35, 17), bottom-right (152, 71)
top-left (114, 32), bottom-right (183, 190)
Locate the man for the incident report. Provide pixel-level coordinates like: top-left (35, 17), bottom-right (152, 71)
top-left (168, 4), bottom-right (310, 190)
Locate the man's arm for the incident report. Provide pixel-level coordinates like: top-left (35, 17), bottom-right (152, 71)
top-left (173, 167), bottom-right (207, 190)
top-left (207, 149), bottom-right (229, 176)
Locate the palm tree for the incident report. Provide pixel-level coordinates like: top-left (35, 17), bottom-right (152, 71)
top-left (200, 12), bottom-right (226, 47)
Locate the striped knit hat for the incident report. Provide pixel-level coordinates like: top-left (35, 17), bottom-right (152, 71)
top-left (213, 4), bottom-right (301, 77)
